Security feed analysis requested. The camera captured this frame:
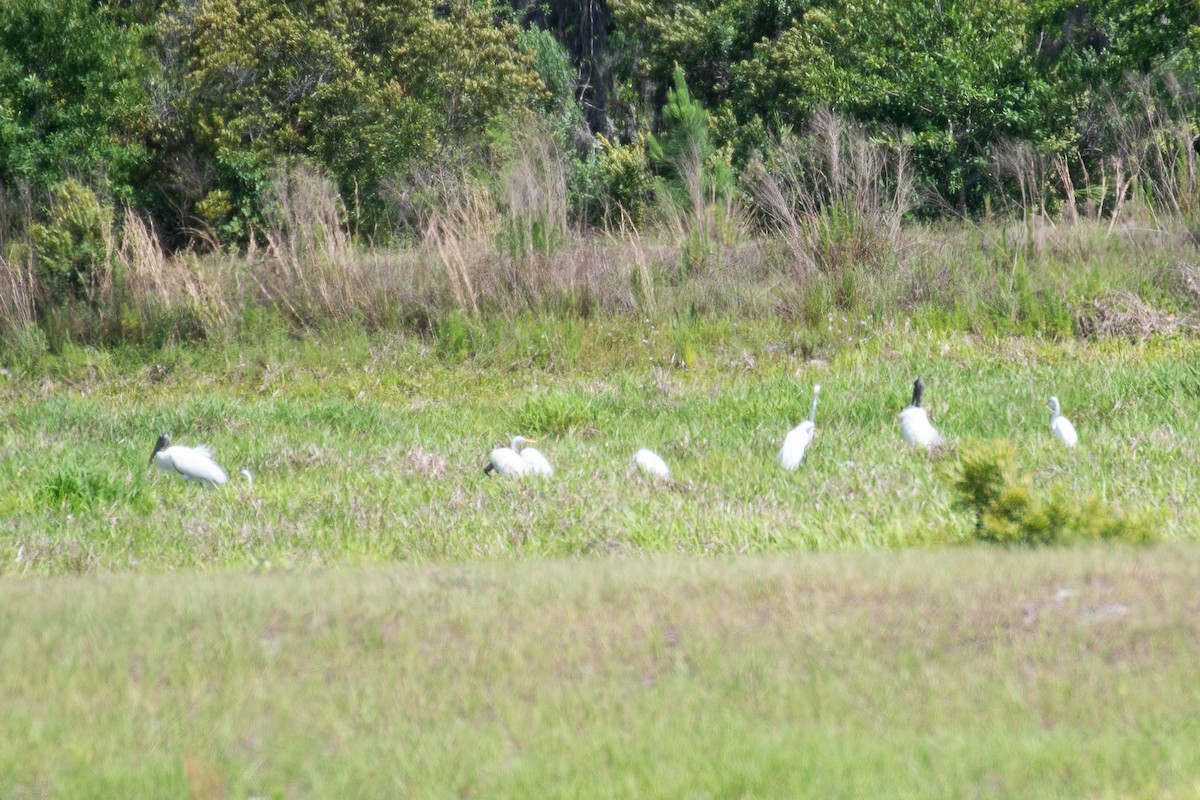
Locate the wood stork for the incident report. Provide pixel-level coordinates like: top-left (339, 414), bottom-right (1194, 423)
top-left (898, 377), bottom-right (943, 448)
top-left (149, 433), bottom-right (229, 487)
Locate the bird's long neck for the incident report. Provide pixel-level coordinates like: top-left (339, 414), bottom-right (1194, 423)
top-left (912, 380), bottom-right (924, 408)
top-left (808, 393), bottom-right (819, 423)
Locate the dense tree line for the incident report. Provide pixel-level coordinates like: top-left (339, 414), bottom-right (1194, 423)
top-left (1, 0), bottom-right (1197, 248)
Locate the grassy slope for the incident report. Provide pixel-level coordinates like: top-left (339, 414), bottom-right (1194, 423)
top-left (2, 321), bottom-right (1199, 573)
top-left (2, 547), bottom-right (1199, 797)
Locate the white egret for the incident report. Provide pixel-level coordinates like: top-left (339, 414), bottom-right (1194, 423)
top-left (1048, 396), bottom-right (1078, 448)
top-left (484, 435), bottom-right (541, 477)
top-left (898, 377), bottom-right (942, 448)
top-left (779, 384), bottom-right (820, 470)
top-left (517, 437), bottom-right (554, 477)
top-left (149, 433), bottom-right (229, 487)
top-left (632, 448), bottom-right (670, 478)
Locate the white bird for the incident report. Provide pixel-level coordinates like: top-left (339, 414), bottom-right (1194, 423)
top-left (779, 384), bottom-right (820, 470)
top-left (518, 438), bottom-right (554, 477)
top-left (1048, 396), bottom-right (1078, 448)
top-left (632, 448), bottom-right (670, 478)
top-left (149, 433), bottom-right (229, 487)
top-left (484, 435), bottom-right (541, 477)
top-left (898, 377), bottom-right (943, 448)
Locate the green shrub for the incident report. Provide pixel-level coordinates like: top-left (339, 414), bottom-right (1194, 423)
top-left (575, 134), bottom-right (655, 226)
top-left (945, 439), bottom-right (1156, 546)
top-left (30, 180), bottom-right (111, 305)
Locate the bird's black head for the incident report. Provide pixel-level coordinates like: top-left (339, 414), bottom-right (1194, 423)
top-left (149, 433), bottom-right (170, 466)
top-left (912, 377), bottom-right (925, 408)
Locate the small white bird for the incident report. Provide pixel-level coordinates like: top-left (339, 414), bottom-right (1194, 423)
top-left (632, 448), bottom-right (670, 478)
top-left (149, 433), bottom-right (229, 487)
top-left (1048, 396), bottom-right (1078, 448)
top-left (779, 384), bottom-right (820, 470)
top-left (484, 435), bottom-right (542, 477)
top-left (898, 377), bottom-right (943, 448)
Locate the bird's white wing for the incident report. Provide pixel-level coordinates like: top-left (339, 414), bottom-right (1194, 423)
top-left (520, 447), bottom-right (554, 477)
top-left (633, 449), bottom-right (670, 478)
top-left (1052, 416), bottom-right (1078, 448)
top-left (166, 445), bottom-right (229, 485)
top-left (489, 447), bottom-right (526, 476)
top-left (778, 422), bottom-right (814, 470)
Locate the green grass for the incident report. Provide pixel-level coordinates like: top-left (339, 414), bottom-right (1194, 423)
top-left (2, 547), bottom-right (1198, 797)
top-left (2, 318), bottom-right (1198, 573)
top-left (3, 317), bottom-right (1200, 796)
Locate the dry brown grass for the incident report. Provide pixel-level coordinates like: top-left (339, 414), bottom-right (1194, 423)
top-left (0, 251), bottom-right (36, 337)
top-left (1078, 290), bottom-right (1194, 340)
top-left (101, 208), bottom-right (233, 339)
top-left (744, 109), bottom-right (915, 279)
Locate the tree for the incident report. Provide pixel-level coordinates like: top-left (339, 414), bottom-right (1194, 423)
top-left (0, 0), bottom-right (154, 199)
top-left (161, 0), bottom-right (546, 240)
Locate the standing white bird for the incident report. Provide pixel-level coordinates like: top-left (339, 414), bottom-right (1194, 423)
top-left (632, 448), bottom-right (670, 478)
top-left (898, 377), bottom-right (943, 448)
top-left (779, 384), bottom-right (820, 470)
top-left (1048, 396), bottom-right (1078, 448)
top-left (484, 435), bottom-right (539, 477)
top-left (149, 433), bottom-right (229, 487)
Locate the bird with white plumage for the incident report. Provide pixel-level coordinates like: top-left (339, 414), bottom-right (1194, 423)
top-left (149, 433), bottom-right (231, 487)
top-left (898, 377), bottom-right (943, 448)
top-left (779, 384), bottom-right (820, 470)
top-left (632, 448), bottom-right (670, 479)
top-left (1048, 396), bottom-right (1078, 448)
top-left (484, 435), bottom-right (552, 477)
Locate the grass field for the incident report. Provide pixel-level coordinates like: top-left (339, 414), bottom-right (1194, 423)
top-left (3, 318), bottom-right (1200, 796)
top-left (1, 319), bottom-right (1198, 573)
top-left (2, 547), bottom-right (1198, 797)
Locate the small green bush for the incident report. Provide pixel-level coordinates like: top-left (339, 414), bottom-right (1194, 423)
top-left (575, 134), bottom-right (655, 226)
top-left (30, 180), bottom-right (111, 305)
top-left (946, 439), bottom-right (1156, 546)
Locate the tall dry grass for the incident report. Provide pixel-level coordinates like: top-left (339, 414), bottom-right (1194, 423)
top-left (255, 163), bottom-right (410, 330)
top-left (2, 103), bottom-right (1200, 357)
top-left (745, 109), bottom-right (915, 279)
top-left (0, 251), bottom-right (37, 339)
top-left (100, 209), bottom-right (233, 340)
top-left (1074, 75), bottom-right (1200, 230)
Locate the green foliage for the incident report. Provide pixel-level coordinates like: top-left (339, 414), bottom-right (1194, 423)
top-left (512, 389), bottom-right (605, 436)
top-left (164, 0), bottom-right (546, 242)
top-left (0, 0), bottom-right (153, 197)
top-left (30, 181), bottom-right (111, 305)
top-left (36, 466), bottom-right (150, 515)
top-left (1, 0), bottom-right (1199, 260)
top-left (574, 134), bottom-right (655, 225)
top-left (649, 67), bottom-right (711, 180)
top-left (518, 26), bottom-right (585, 147)
top-left (946, 439), bottom-right (1157, 546)
top-left (736, 0), bottom-right (1070, 210)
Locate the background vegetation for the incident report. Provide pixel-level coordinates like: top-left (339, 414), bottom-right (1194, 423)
top-left (0, 0), bottom-right (1197, 356)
